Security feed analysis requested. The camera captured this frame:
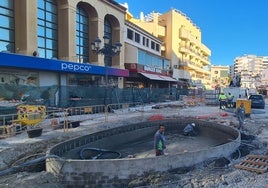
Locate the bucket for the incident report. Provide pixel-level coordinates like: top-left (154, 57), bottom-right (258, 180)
top-left (27, 128), bottom-right (43, 138)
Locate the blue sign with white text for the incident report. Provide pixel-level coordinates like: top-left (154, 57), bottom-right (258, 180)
top-left (0, 52), bottom-right (129, 77)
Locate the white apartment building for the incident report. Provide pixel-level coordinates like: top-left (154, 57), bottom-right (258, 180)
top-left (234, 55), bottom-right (268, 88)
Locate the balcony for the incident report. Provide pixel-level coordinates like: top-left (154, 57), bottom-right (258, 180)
top-left (179, 28), bottom-right (190, 40)
top-left (179, 46), bottom-right (190, 54)
top-left (180, 61), bottom-right (210, 75)
top-left (200, 44), bottom-right (211, 56)
top-left (179, 28), bottom-right (211, 56)
top-left (179, 28), bottom-right (199, 47)
top-left (161, 45), bottom-right (166, 52)
top-left (179, 46), bottom-right (210, 66)
top-left (158, 25), bottom-right (166, 37)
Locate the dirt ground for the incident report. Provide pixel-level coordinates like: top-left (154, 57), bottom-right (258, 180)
top-left (0, 100), bottom-right (268, 188)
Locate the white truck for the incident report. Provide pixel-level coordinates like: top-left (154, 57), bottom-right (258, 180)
top-left (223, 87), bottom-right (252, 106)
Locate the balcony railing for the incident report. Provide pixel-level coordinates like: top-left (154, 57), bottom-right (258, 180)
top-left (179, 46), bottom-right (210, 65)
top-left (179, 61), bottom-right (210, 75)
top-left (179, 28), bottom-right (211, 56)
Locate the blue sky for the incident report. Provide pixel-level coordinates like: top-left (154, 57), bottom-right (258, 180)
top-left (116, 0), bottom-right (268, 66)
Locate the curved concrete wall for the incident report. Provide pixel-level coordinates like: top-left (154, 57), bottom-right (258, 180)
top-left (46, 118), bottom-right (240, 187)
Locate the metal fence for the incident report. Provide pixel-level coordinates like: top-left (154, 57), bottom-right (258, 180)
top-left (0, 84), bottom-right (190, 109)
top-left (0, 85), bottom-right (208, 139)
top-left (0, 102), bottom-right (145, 138)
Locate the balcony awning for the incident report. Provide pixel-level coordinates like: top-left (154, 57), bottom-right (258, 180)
top-left (139, 72), bottom-right (176, 82)
top-left (140, 72), bottom-right (165, 81)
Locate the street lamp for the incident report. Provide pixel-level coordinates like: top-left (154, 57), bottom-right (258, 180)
top-left (91, 36), bottom-right (122, 122)
top-left (91, 35), bottom-right (122, 57)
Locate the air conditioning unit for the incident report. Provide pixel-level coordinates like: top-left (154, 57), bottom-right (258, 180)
top-left (173, 65), bottom-right (178, 68)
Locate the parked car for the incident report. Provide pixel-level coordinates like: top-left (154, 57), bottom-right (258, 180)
top-left (248, 94), bottom-right (265, 109)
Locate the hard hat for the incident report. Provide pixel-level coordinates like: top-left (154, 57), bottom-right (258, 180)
top-left (191, 123), bottom-right (195, 127)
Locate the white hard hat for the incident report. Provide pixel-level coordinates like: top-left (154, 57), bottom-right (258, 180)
top-left (191, 123), bottom-right (196, 127)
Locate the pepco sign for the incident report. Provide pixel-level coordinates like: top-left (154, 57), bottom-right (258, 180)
top-left (61, 62), bottom-right (92, 72)
top-left (0, 52), bottom-right (128, 77)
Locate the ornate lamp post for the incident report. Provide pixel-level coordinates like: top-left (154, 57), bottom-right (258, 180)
top-left (91, 36), bottom-right (122, 57)
top-left (91, 36), bottom-right (122, 121)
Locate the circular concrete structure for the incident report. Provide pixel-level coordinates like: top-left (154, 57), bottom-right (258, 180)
top-left (46, 118), bottom-right (240, 187)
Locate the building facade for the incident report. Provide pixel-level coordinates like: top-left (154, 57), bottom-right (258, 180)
top-left (124, 21), bottom-right (176, 88)
top-left (0, 0), bottom-right (129, 107)
top-left (234, 55), bottom-right (267, 88)
top-left (127, 9), bottom-right (211, 89)
top-left (210, 65), bottom-right (230, 89)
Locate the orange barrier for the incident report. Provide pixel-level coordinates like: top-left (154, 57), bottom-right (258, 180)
top-left (197, 112), bottom-right (228, 119)
top-left (148, 114), bottom-right (165, 121)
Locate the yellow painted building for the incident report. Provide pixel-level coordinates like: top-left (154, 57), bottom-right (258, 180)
top-left (211, 65), bottom-right (230, 89)
top-left (127, 9), bottom-right (211, 89)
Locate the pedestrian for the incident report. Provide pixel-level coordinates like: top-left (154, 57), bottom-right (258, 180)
top-left (218, 92), bottom-right (227, 110)
top-left (236, 102), bottom-right (245, 130)
top-left (183, 122), bottom-right (197, 136)
top-left (154, 124), bottom-right (167, 156)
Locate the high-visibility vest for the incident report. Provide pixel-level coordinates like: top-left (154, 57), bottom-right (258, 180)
top-left (219, 94), bottom-right (227, 100)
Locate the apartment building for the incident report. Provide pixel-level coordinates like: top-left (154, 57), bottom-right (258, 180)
top-left (210, 65), bottom-right (230, 89)
top-left (234, 55), bottom-right (267, 88)
top-left (127, 9), bottom-right (211, 89)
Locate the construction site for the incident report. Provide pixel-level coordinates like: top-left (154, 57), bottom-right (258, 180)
top-left (0, 95), bottom-right (268, 188)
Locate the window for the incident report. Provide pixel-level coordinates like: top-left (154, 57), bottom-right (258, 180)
top-left (0, 0), bottom-right (14, 52)
top-left (220, 70), bottom-right (228, 77)
top-left (142, 36), bottom-right (145, 46)
top-left (146, 38), bottom-right (149, 47)
top-left (151, 41), bottom-right (155, 50)
top-left (104, 18), bottom-right (112, 67)
top-left (76, 5), bottom-right (89, 63)
top-left (134, 33), bottom-right (140, 43)
top-left (127, 28), bottom-right (133, 40)
top-left (138, 50), bottom-right (167, 69)
top-left (37, 0), bottom-right (58, 58)
top-left (156, 43), bottom-right (160, 52)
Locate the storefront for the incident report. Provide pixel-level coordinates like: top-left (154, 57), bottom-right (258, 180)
top-left (0, 52), bottom-right (129, 107)
top-left (125, 63), bottom-right (177, 88)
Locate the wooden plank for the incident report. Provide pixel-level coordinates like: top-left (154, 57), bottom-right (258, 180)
top-left (247, 155), bottom-right (268, 160)
top-left (235, 164), bottom-right (267, 173)
top-left (243, 160), bottom-right (268, 166)
top-left (235, 155), bottom-right (268, 174)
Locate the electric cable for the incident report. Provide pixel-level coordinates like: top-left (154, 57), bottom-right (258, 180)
top-left (0, 155), bottom-right (60, 177)
top-left (79, 147), bottom-right (121, 160)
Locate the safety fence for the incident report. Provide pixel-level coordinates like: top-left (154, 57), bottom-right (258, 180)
top-left (0, 84), bottom-right (190, 109)
top-left (0, 102), bottom-right (143, 139)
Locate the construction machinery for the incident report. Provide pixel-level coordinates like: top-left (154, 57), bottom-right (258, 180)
top-left (13, 105), bottom-right (46, 126)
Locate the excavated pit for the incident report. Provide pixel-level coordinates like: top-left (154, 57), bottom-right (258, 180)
top-left (46, 118), bottom-right (240, 187)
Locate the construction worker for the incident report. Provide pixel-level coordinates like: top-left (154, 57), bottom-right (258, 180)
top-left (183, 123), bottom-right (197, 136)
top-left (227, 92), bottom-right (234, 108)
top-left (218, 92), bottom-right (227, 110)
top-left (236, 102), bottom-right (245, 130)
top-left (154, 124), bottom-right (167, 156)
